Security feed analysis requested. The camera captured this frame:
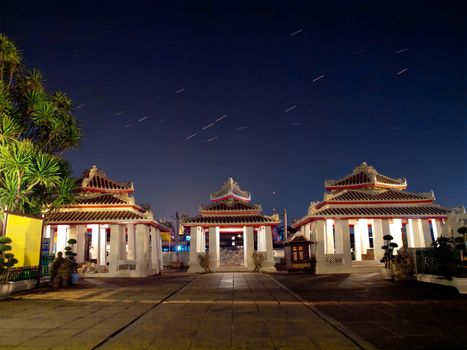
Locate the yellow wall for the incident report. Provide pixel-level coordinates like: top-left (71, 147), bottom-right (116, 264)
top-left (5, 213), bottom-right (43, 267)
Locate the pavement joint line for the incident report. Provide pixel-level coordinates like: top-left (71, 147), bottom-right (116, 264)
top-left (91, 275), bottom-right (200, 350)
top-left (266, 274), bottom-right (377, 350)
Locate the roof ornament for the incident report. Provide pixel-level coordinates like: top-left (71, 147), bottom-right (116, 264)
top-left (210, 177), bottom-right (252, 202)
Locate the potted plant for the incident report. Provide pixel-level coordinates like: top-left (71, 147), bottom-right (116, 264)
top-left (0, 236), bottom-right (19, 298)
top-left (380, 234), bottom-right (398, 280)
top-left (64, 239), bottom-right (79, 285)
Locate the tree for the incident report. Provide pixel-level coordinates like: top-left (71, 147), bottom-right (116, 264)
top-left (0, 33), bottom-right (81, 217)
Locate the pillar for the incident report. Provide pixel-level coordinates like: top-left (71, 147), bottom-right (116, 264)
top-left (410, 219), bottom-right (423, 247)
top-left (56, 225), bottom-right (69, 254)
top-left (334, 220), bottom-right (344, 254)
top-left (257, 226), bottom-right (266, 252)
top-left (89, 224), bottom-right (99, 261)
top-left (432, 219), bottom-right (443, 239)
top-left (421, 219), bottom-right (433, 247)
top-left (135, 224), bottom-right (150, 276)
top-left (390, 219), bottom-right (403, 248)
top-left (325, 219), bottom-right (335, 254)
top-left (358, 219), bottom-right (370, 256)
top-left (188, 226), bottom-right (204, 273)
top-left (335, 220), bottom-right (352, 266)
top-left (259, 226), bottom-right (276, 272)
top-left (353, 221), bottom-right (362, 261)
top-left (127, 224), bottom-right (136, 260)
top-left (75, 225), bottom-right (87, 263)
top-left (109, 224), bottom-right (123, 272)
top-left (373, 219), bottom-right (389, 261)
top-left (315, 220), bottom-right (326, 258)
top-left (208, 226), bottom-right (220, 271)
top-left (244, 226), bottom-right (254, 270)
top-left (150, 228), bottom-right (160, 271)
top-left (99, 225), bottom-right (107, 266)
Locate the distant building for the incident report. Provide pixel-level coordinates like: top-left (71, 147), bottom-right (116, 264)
top-left (184, 178), bottom-right (280, 272)
top-left (44, 166), bottom-right (169, 277)
top-left (292, 163), bottom-right (450, 273)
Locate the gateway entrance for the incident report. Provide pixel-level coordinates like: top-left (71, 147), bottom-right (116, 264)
top-left (219, 232), bottom-right (244, 266)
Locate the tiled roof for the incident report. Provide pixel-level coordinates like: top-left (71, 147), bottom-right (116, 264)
top-left (325, 162), bottom-right (406, 190)
top-left (77, 194), bottom-right (130, 205)
top-left (201, 199), bottom-right (260, 212)
top-left (45, 210), bottom-right (146, 223)
top-left (210, 178), bottom-right (251, 202)
top-left (78, 166), bottom-right (133, 192)
top-left (329, 172), bottom-right (371, 187)
top-left (327, 189), bottom-right (433, 202)
top-left (316, 206), bottom-right (449, 217)
top-left (184, 215), bottom-right (278, 225)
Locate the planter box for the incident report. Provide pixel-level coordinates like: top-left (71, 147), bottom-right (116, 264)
top-left (452, 277), bottom-right (467, 294)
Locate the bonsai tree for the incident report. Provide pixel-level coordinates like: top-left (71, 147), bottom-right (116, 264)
top-left (0, 236), bottom-right (18, 283)
top-left (380, 235), bottom-right (398, 269)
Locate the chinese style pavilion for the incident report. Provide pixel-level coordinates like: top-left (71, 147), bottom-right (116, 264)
top-left (184, 178), bottom-right (280, 272)
top-left (44, 166), bottom-right (169, 277)
top-left (292, 163), bottom-right (450, 274)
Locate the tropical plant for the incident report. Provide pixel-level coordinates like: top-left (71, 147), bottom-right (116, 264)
top-left (380, 234), bottom-right (398, 269)
top-left (431, 236), bottom-right (456, 277)
top-left (0, 33), bottom-right (81, 217)
top-left (0, 236), bottom-right (18, 283)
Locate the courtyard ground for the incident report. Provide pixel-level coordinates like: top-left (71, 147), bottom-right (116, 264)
top-left (0, 271), bottom-right (465, 349)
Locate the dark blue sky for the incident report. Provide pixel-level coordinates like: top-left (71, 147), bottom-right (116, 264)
top-left (2, 1), bottom-right (466, 220)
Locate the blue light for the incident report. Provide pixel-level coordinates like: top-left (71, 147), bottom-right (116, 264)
top-left (186, 235), bottom-right (191, 241)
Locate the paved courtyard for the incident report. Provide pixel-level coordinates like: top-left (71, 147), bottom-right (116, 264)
top-left (0, 271), bottom-right (465, 349)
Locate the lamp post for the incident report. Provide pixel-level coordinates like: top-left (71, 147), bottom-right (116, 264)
top-left (283, 208), bottom-right (288, 243)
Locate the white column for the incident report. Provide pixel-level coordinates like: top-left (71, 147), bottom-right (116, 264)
top-left (150, 228), bottom-right (160, 271)
top-left (373, 219), bottom-right (389, 261)
top-left (315, 220), bottom-right (326, 258)
top-left (257, 226), bottom-right (266, 252)
top-left (56, 225), bottom-right (69, 254)
top-left (75, 225), bottom-right (86, 263)
top-left (260, 226), bottom-right (276, 272)
top-left (99, 225), bottom-right (107, 266)
top-left (308, 221), bottom-right (317, 256)
top-left (410, 219), bottom-right (423, 247)
top-left (127, 224), bottom-right (136, 260)
top-left (406, 219), bottom-right (415, 247)
top-left (325, 219), bottom-right (335, 254)
top-left (334, 220), bottom-right (344, 254)
top-left (390, 219), bottom-right (402, 248)
top-left (109, 224), bottom-right (123, 272)
top-left (244, 226), bottom-right (254, 270)
top-left (208, 226), bottom-right (220, 271)
top-left (197, 228), bottom-right (205, 253)
top-left (421, 219), bottom-right (433, 247)
top-left (335, 220), bottom-right (352, 266)
top-left (432, 219), bottom-right (443, 239)
top-left (88, 224), bottom-right (99, 261)
top-left (135, 224), bottom-right (150, 276)
top-left (353, 222), bottom-right (362, 261)
top-left (188, 226), bottom-right (204, 273)
top-left (358, 219), bottom-right (370, 256)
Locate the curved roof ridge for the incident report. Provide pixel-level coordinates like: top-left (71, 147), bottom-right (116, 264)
top-left (78, 165), bottom-right (134, 192)
top-left (324, 162), bottom-right (407, 190)
top-left (210, 178), bottom-right (251, 202)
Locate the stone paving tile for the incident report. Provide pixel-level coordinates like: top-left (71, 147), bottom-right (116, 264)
top-left (100, 273), bottom-right (359, 350)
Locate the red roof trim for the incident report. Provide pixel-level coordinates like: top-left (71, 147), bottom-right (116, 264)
top-left (79, 188), bottom-right (134, 194)
top-left (201, 210), bottom-right (260, 216)
top-left (316, 199), bottom-right (434, 208)
top-left (184, 223), bottom-right (278, 228)
top-left (292, 215), bottom-right (448, 228)
top-left (65, 204), bottom-right (146, 213)
top-left (325, 183), bottom-right (407, 191)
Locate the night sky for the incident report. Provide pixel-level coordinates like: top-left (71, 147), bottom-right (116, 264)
top-left (1, 1), bottom-right (466, 221)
